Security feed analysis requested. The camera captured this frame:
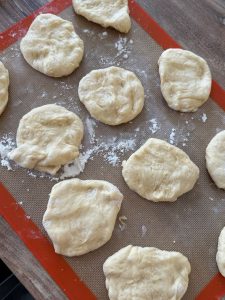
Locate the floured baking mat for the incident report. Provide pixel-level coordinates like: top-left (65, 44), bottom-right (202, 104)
top-left (1, 6), bottom-right (225, 300)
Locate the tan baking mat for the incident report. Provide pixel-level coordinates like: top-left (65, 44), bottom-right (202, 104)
top-left (1, 6), bottom-right (225, 299)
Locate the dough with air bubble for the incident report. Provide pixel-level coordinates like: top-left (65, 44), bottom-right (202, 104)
top-left (158, 48), bottom-right (211, 112)
top-left (78, 66), bottom-right (144, 125)
top-left (72, 0), bottom-right (131, 33)
top-left (43, 179), bottom-right (123, 256)
top-left (103, 245), bottom-right (191, 300)
top-left (122, 138), bottom-right (199, 202)
top-left (20, 13), bottom-right (84, 77)
top-left (9, 104), bottom-right (83, 175)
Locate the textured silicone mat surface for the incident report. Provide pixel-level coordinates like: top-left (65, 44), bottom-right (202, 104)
top-left (1, 6), bottom-right (225, 300)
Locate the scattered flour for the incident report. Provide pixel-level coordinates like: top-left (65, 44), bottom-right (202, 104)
top-left (119, 215), bottom-right (127, 231)
top-left (169, 128), bottom-right (176, 144)
top-left (141, 225), bottom-right (147, 237)
top-left (201, 113), bottom-right (207, 123)
top-left (149, 118), bottom-right (160, 134)
top-left (0, 134), bottom-right (15, 170)
top-left (60, 137), bottom-right (136, 178)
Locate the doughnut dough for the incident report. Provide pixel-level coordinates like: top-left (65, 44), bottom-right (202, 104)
top-left (20, 13), bottom-right (84, 77)
top-left (103, 245), bottom-right (191, 300)
top-left (122, 138), bottom-right (199, 202)
top-left (43, 179), bottom-right (123, 256)
top-left (72, 0), bottom-right (131, 33)
top-left (216, 227), bottom-right (225, 277)
top-left (78, 66), bottom-right (144, 125)
top-left (158, 48), bottom-right (212, 112)
top-left (206, 130), bottom-right (225, 189)
top-left (0, 62), bottom-right (9, 116)
top-left (9, 104), bottom-right (83, 175)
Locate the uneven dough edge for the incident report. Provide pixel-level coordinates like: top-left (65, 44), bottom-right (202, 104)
top-left (72, 0), bottom-right (131, 33)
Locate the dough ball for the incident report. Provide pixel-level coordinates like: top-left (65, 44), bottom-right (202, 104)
top-left (20, 13), bottom-right (84, 77)
top-left (216, 227), bottom-right (225, 277)
top-left (78, 66), bottom-right (144, 125)
top-left (43, 179), bottom-right (123, 256)
top-left (103, 245), bottom-right (191, 300)
top-left (122, 138), bottom-right (199, 202)
top-left (158, 48), bottom-right (212, 112)
top-left (0, 61), bottom-right (9, 116)
top-left (72, 0), bottom-right (131, 33)
top-left (206, 130), bottom-right (225, 189)
top-left (9, 104), bottom-right (83, 175)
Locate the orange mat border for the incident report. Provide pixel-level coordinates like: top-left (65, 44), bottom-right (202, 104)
top-left (0, 0), bottom-right (225, 299)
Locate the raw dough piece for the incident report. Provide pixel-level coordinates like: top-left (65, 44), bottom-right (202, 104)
top-left (158, 48), bottom-right (212, 112)
top-left (103, 245), bottom-right (191, 300)
top-left (78, 66), bottom-right (144, 125)
top-left (216, 227), bottom-right (225, 277)
top-left (43, 179), bottom-right (123, 256)
top-left (20, 13), bottom-right (84, 77)
top-left (0, 62), bottom-right (9, 116)
top-left (206, 130), bottom-right (225, 189)
top-left (72, 0), bottom-right (131, 33)
top-left (9, 104), bottom-right (83, 175)
top-left (122, 138), bottom-right (199, 202)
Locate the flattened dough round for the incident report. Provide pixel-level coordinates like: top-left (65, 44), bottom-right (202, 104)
top-left (9, 104), bottom-right (83, 175)
top-left (43, 179), bottom-right (123, 256)
top-left (72, 0), bottom-right (131, 33)
top-left (216, 227), bottom-right (225, 277)
top-left (20, 13), bottom-right (84, 77)
top-left (206, 130), bottom-right (225, 189)
top-left (103, 245), bottom-right (191, 300)
top-left (158, 48), bottom-right (212, 112)
top-left (0, 62), bottom-right (9, 116)
top-left (122, 138), bottom-right (199, 202)
top-left (78, 66), bottom-right (144, 125)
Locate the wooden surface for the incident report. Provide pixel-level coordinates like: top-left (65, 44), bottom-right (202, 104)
top-left (0, 0), bottom-right (225, 299)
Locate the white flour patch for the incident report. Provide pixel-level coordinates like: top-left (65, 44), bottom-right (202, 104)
top-left (141, 225), bottom-right (147, 237)
top-left (85, 117), bottom-right (97, 144)
top-left (169, 128), bottom-right (176, 145)
top-left (201, 113), bottom-right (207, 123)
top-left (149, 118), bottom-right (160, 134)
top-left (118, 215), bottom-right (127, 231)
top-left (0, 134), bottom-right (15, 170)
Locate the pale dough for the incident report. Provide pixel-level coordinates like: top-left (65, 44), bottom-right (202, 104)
top-left (216, 227), bottom-right (225, 277)
top-left (78, 66), bottom-right (144, 125)
top-left (0, 62), bottom-right (9, 116)
top-left (20, 13), bottom-right (84, 77)
top-left (122, 138), bottom-right (199, 202)
top-left (9, 104), bottom-right (83, 175)
top-left (72, 0), bottom-right (131, 33)
top-left (103, 245), bottom-right (191, 300)
top-left (158, 48), bottom-right (212, 112)
top-left (43, 179), bottom-right (123, 256)
top-left (206, 130), bottom-right (225, 189)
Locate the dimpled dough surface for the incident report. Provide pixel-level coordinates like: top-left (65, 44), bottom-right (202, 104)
top-left (216, 227), bottom-right (225, 277)
top-left (206, 130), bottom-right (225, 189)
top-left (43, 179), bottom-right (123, 256)
top-left (0, 62), bottom-right (9, 116)
top-left (122, 138), bottom-right (199, 202)
top-left (158, 48), bottom-right (211, 112)
top-left (20, 13), bottom-right (84, 77)
top-left (9, 104), bottom-right (83, 175)
top-left (72, 0), bottom-right (131, 33)
top-left (103, 245), bottom-right (191, 300)
top-left (78, 66), bottom-right (144, 125)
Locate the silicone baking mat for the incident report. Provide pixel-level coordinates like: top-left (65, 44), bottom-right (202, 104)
top-left (1, 0), bottom-right (225, 299)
